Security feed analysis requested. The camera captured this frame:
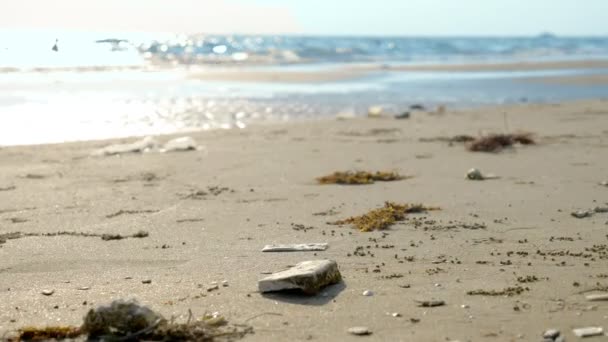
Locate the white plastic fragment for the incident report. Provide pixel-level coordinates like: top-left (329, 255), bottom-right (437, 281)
top-left (258, 260), bottom-right (341, 294)
top-left (348, 326), bottom-right (372, 336)
top-left (362, 290), bottom-right (373, 296)
top-left (262, 243), bottom-right (328, 252)
top-left (160, 136), bottom-right (199, 153)
top-left (585, 293), bottom-right (608, 301)
top-left (92, 136), bottom-right (157, 156)
top-left (572, 326), bottom-right (603, 337)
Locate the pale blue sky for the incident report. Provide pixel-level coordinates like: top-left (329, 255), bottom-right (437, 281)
top-left (234, 0), bottom-right (608, 36)
top-left (2, 0), bottom-right (607, 35)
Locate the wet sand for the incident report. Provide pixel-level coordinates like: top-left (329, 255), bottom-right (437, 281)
top-left (1, 100), bottom-right (608, 341)
top-left (188, 59), bottom-right (608, 83)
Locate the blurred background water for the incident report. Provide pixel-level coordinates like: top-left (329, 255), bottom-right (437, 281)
top-left (1, 30), bottom-right (608, 145)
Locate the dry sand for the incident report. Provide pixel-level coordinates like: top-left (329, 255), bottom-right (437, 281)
top-left (1, 100), bottom-right (608, 341)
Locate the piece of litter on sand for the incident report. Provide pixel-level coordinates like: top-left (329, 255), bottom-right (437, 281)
top-left (258, 260), bottom-right (342, 295)
top-left (585, 293), bottom-right (608, 301)
top-left (542, 329), bottom-right (560, 339)
top-left (41, 289), bottom-right (54, 296)
top-left (160, 136), bottom-right (200, 153)
top-left (367, 105), bottom-right (386, 118)
top-left (571, 210), bottom-right (593, 219)
top-left (572, 326), bottom-right (603, 337)
top-left (415, 299), bottom-right (445, 307)
top-left (362, 290), bottom-right (374, 297)
top-left (92, 136), bottom-right (157, 156)
top-left (599, 181), bottom-right (608, 187)
top-left (77, 286), bottom-right (90, 291)
top-left (466, 168), bottom-right (498, 181)
top-left (594, 206), bottom-right (608, 213)
top-left (262, 243), bottom-right (328, 252)
top-left (395, 112), bottom-right (410, 119)
top-left (348, 326), bottom-right (372, 336)
top-left (142, 279), bottom-right (152, 284)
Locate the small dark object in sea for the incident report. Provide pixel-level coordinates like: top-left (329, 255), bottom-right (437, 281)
top-left (410, 104), bottom-right (425, 110)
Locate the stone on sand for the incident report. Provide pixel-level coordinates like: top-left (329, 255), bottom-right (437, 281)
top-left (160, 136), bottom-right (199, 152)
top-left (258, 260), bottom-right (341, 295)
top-left (92, 136), bottom-right (157, 156)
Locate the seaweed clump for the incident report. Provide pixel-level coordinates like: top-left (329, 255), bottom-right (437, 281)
top-left (467, 133), bottom-right (535, 152)
top-left (466, 286), bottom-right (528, 297)
top-left (317, 171), bottom-right (408, 185)
top-left (12, 300), bottom-right (251, 342)
top-left (329, 202), bottom-right (439, 232)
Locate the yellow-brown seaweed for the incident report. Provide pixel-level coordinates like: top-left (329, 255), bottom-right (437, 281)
top-left (330, 202), bottom-right (439, 232)
top-left (317, 171), bottom-right (408, 185)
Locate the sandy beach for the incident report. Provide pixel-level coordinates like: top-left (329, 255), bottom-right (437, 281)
top-left (1, 98), bottom-right (608, 341)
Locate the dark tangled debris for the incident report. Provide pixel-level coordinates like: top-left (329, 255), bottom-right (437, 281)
top-left (466, 133), bottom-right (535, 152)
top-left (466, 286), bottom-right (528, 297)
top-left (329, 202), bottom-right (439, 232)
top-left (181, 186), bottom-right (235, 199)
top-left (316, 171), bottom-right (409, 185)
top-left (0, 230), bottom-right (149, 246)
top-left (10, 300), bottom-right (251, 342)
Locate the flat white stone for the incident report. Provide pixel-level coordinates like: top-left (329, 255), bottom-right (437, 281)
top-left (586, 293), bottom-right (608, 301)
top-left (572, 326), bottom-right (603, 337)
top-left (41, 289), bottom-right (54, 296)
top-left (262, 243), bottom-right (328, 252)
top-left (542, 329), bottom-right (560, 339)
top-left (258, 260), bottom-right (341, 294)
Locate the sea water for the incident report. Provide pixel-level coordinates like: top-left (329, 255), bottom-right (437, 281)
top-left (1, 30), bottom-right (608, 145)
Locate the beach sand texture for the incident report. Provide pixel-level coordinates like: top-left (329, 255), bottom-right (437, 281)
top-left (1, 100), bottom-right (608, 341)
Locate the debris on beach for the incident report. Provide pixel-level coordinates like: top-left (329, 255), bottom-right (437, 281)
top-left (0, 230), bottom-right (149, 247)
top-left (14, 326), bottom-right (82, 341)
top-left (394, 111), bottom-right (410, 119)
top-left (329, 202), bottom-right (439, 232)
top-left (160, 136), bottom-right (201, 153)
top-left (0, 185), bottom-right (16, 191)
top-left (41, 289), bottom-right (54, 296)
top-left (11, 299), bottom-right (252, 342)
top-left (258, 259), bottom-right (342, 295)
top-left (600, 180), bottom-right (608, 187)
top-left (362, 290), bottom-right (374, 296)
top-left (585, 293), bottom-right (608, 301)
top-left (410, 104), bottom-right (426, 110)
top-left (466, 286), bottom-right (528, 297)
top-left (542, 329), bottom-right (561, 340)
top-left (466, 133), bottom-right (535, 152)
top-left (348, 326), bottom-right (372, 336)
top-left (466, 168), bottom-right (498, 181)
top-left (419, 135), bottom-right (475, 144)
top-left (572, 326), bottom-right (604, 338)
top-left (317, 171), bottom-right (408, 185)
top-left (415, 299), bottom-right (445, 307)
top-left (92, 136), bottom-right (158, 156)
top-left (571, 210), bottom-right (594, 219)
top-left (367, 105), bottom-right (386, 118)
top-left (262, 243), bottom-right (328, 252)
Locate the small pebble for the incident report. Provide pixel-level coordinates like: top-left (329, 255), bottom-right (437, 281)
top-left (77, 286), bottom-right (90, 291)
top-left (362, 290), bottom-right (373, 296)
top-left (222, 280), bottom-right (229, 287)
top-left (391, 312), bottom-right (401, 317)
top-left (348, 326), bottom-right (372, 336)
top-left (41, 289), bottom-right (54, 296)
top-left (142, 279), bottom-right (152, 284)
top-left (207, 284), bottom-right (220, 292)
top-left (461, 304), bottom-right (470, 309)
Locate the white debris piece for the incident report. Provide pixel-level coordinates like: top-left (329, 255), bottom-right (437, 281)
top-left (585, 293), bottom-right (608, 301)
top-left (160, 136), bottom-right (199, 152)
top-left (262, 243), bottom-right (328, 252)
top-left (258, 260), bottom-right (341, 294)
top-left (367, 105), bottom-right (385, 117)
top-left (92, 136), bottom-right (157, 156)
top-left (572, 326), bottom-right (603, 337)
top-left (348, 326), bottom-right (372, 336)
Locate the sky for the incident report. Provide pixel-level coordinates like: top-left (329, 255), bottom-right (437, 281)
top-left (1, 0), bottom-right (606, 36)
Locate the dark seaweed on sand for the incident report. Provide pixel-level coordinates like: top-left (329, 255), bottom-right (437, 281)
top-left (317, 171), bottom-right (408, 185)
top-left (329, 202), bottom-right (439, 232)
top-left (466, 133), bottom-right (535, 152)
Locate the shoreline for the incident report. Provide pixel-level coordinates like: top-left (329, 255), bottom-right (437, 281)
top-left (1, 99), bottom-right (608, 340)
